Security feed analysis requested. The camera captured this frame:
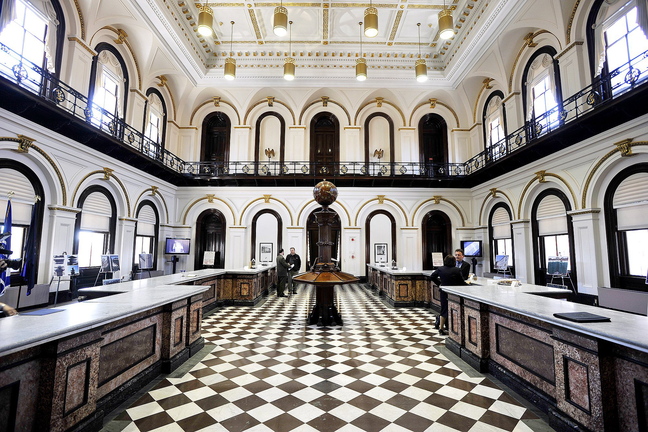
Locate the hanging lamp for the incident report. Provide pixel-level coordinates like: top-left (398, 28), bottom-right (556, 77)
top-left (438, 0), bottom-right (454, 40)
top-left (415, 23), bottom-right (427, 82)
top-left (356, 22), bottom-right (367, 81)
top-left (283, 21), bottom-right (295, 80)
top-left (364, 0), bottom-right (378, 38)
top-left (224, 21), bottom-right (236, 80)
top-left (197, 3), bottom-right (214, 37)
top-left (273, 0), bottom-right (288, 37)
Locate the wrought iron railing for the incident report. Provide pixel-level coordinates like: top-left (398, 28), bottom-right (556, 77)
top-left (1, 41), bottom-right (647, 180)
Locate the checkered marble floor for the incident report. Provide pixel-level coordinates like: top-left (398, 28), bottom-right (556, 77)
top-left (104, 284), bottom-right (552, 432)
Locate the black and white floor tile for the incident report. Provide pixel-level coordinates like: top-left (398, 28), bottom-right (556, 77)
top-left (103, 284), bottom-right (553, 432)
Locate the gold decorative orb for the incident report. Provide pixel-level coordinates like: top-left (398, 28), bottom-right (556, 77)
top-left (313, 180), bottom-right (338, 206)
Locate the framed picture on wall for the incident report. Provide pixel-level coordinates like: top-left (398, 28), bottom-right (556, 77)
top-left (374, 243), bottom-right (387, 263)
top-left (259, 243), bottom-right (273, 262)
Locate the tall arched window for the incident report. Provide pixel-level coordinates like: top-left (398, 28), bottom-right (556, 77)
top-left (255, 112), bottom-right (285, 175)
top-left (531, 189), bottom-right (576, 287)
top-left (250, 210), bottom-right (282, 263)
top-left (488, 203), bottom-right (514, 273)
top-left (604, 163), bottom-right (648, 290)
top-left (418, 114), bottom-right (448, 175)
top-left (522, 47), bottom-right (562, 135)
top-left (89, 44), bottom-right (129, 135)
top-left (143, 88), bottom-right (167, 158)
top-left (201, 112), bottom-right (231, 164)
top-left (134, 201), bottom-right (159, 269)
top-left (74, 186), bottom-right (117, 268)
top-left (364, 113), bottom-right (394, 176)
top-left (310, 112), bottom-right (339, 176)
top-left (482, 91), bottom-right (507, 160)
top-left (422, 210), bottom-right (451, 270)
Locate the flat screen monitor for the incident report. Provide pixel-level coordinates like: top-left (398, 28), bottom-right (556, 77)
top-left (460, 240), bottom-right (482, 257)
top-left (165, 238), bottom-right (190, 255)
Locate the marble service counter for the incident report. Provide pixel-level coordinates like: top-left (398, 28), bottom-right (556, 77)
top-left (367, 264), bottom-right (436, 307)
top-left (442, 281), bottom-right (648, 432)
top-left (0, 266), bottom-right (276, 432)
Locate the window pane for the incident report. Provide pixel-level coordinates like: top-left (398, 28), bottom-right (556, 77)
top-left (134, 236), bottom-right (154, 264)
top-left (0, 225), bottom-right (25, 260)
top-left (77, 231), bottom-right (107, 267)
top-left (625, 229), bottom-right (648, 276)
top-left (543, 234), bottom-right (570, 270)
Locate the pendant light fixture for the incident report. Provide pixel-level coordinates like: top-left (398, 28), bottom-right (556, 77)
top-left (283, 21), bottom-right (295, 80)
top-left (273, 0), bottom-right (288, 37)
top-left (197, 3), bottom-right (214, 37)
top-left (438, 0), bottom-right (454, 40)
top-left (356, 22), bottom-right (367, 81)
top-left (415, 23), bottom-right (427, 82)
top-left (364, 0), bottom-right (378, 38)
top-left (224, 21), bottom-right (236, 80)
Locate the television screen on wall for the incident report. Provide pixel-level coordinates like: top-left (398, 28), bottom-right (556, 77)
top-left (460, 240), bottom-right (482, 257)
top-left (165, 238), bottom-right (191, 255)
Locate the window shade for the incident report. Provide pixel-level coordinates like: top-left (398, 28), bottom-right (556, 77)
top-left (536, 195), bottom-right (567, 235)
top-left (137, 204), bottom-right (157, 236)
top-left (80, 192), bottom-right (111, 231)
top-left (614, 173), bottom-right (648, 230)
top-left (0, 169), bottom-right (36, 224)
top-left (491, 207), bottom-right (511, 239)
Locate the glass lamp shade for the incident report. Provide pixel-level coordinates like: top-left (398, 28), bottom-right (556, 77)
top-left (283, 57), bottom-right (295, 80)
top-left (197, 8), bottom-right (214, 37)
top-left (438, 9), bottom-right (454, 39)
top-left (356, 58), bottom-right (367, 81)
top-left (415, 58), bottom-right (428, 82)
top-left (224, 57), bottom-right (236, 80)
top-left (364, 7), bottom-right (378, 38)
top-left (273, 6), bottom-right (288, 37)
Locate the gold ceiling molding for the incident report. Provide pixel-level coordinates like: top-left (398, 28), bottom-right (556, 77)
top-left (238, 195), bottom-right (293, 225)
top-left (73, 0), bottom-right (85, 40)
top-left (408, 100), bottom-right (460, 128)
top-left (566, 0), bottom-right (583, 45)
top-left (2, 135), bottom-right (67, 206)
top-left (569, 209), bottom-right (601, 216)
top-left (118, 216), bottom-right (138, 222)
top-left (581, 140), bottom-right (648, 209)
top-left (182, 194), bottom-right (236, 225)
top-left (47, 205), bottom-right (81, 213)
top-left (507, 30), bottom-right (556, 93)
top-left (134, 187), bottom-right (170, 224)
top-left (555, 41), bottom-right (584, 60)
top-left (387, 10), bottom-right (404, 44)
top-left (354, 98), bottom-right (406, 127)
top-left (472, 78), bottom-right (495, 123)
top-left (297, 199), bottom-right (352, 227)
top-left (70, 169), bottom-right (131, 217)
top-left (517, 171), bottom-right (577, 219)
top-left (298, 97), bottom-right (351, 125)
top-left (477, 188), bottom-right (515, 226)
top-left (323, 7), bottom-right (329, 41)
top-left (189, 97), bottom-right (241, 125)
top-left (67, 37), bottom-right (95, 56)
top-left (244, 98), bottom-right (296, 125)
top-left (353, 196), bottom-right (408, 227)
top-left (156, 75), bottom-right (177, 122)
top-left (411, 196), bottom-right (466, 227)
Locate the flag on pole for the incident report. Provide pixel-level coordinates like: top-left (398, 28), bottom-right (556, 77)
top-left (0, 199), bottom-right (12, 296)
top-left (21, 198), bottom-right (39, 296)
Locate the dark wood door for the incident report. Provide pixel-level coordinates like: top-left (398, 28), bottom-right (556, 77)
top-left (307, 208), bottom-right (341, 270)
top-left (201, 113), bottom-right (230, 163)
top-left (195, 209), bottom-right (226, 269)
top-left (419, 114), bottom-right (448, 175)
top-left (310, 113), bottom-right (339, 176)
top-left (422, 210), bottom-right (452, 270)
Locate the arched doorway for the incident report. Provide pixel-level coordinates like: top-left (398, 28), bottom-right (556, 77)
top-left (201, 112), bottom-right (231, 163)
top-left (365, 210), bottom-right (397, 269)
top-left (418, 114), bottom-right (448, 175)
top-left (306, 207), bottom-right (341, 270)
top-left (250, 209), bottom-right (283, 262)
top-left (195, 209), bottom-right (226, 269)
top-left (422, 210), bottom-right (452, 270)
top-left (310, 112), bottom-right (339, 176)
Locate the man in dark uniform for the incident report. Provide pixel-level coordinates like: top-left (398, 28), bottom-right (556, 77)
top-left (286, 247), bottom-right (301, 294)
top-left (276, 249), bottom-right (290, 297)
top-left (454, 249), bottom-right (471, 280)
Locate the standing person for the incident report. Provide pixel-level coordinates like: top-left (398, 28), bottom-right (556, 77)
top-left (276, 248), bottom-right (291, 297)
top-left (454, 249), bottom-right (471, 280)
top-left (431, 255), bottom-right (467, 335)
top-left (286, 247), bottom-right (301, 294)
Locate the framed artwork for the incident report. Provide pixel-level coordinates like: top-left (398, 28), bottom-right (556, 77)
top-left (374, 243), bottom-right (387, 263)
top-left (259, 243), bottom-right (273, 262)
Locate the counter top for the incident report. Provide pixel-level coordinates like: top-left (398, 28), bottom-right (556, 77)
top-left (442, 282), bottom-right (648, 353)
top-left (367, 263), bottom-right (423, 276)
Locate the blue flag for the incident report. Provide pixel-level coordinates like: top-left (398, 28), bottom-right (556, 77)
top-left (0, 200), bottom-right (11, 296)
top-left (21, 201), bottom-right (38, 296)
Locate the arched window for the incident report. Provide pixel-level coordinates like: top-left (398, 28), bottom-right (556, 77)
top-left (418, 114), bottom-right (448, 174)
top-left (522, 47), bottom-right (562, 135)
top-left (251, 210), bottom-right (282, 263)
top-left (74, 186), bottom-right (117, 268)
top-left (255, 112), bottom-right (285, 175)
top-left (482, 91), bottom-right (507, 160)
top-left (201, 112), bottom-right (231, 164)
top-left (604, 163), bottom-right (648, 290)
top-left (89, 44), bottom-right (129, 134)
top-left (488, 203), bottom-right (514, 273)
top-left (587, 0), bottom-right (648, 94)
top-left (310, 112), bottom-right (339, 176)
top-left (531, 189), bottom-right (576, 287)
top-left (364, 113), bottom-right (394, 176)
top-left (134, 201), bottom-right (159, 269)
top-left (143, 88), bottom-right (167, 157)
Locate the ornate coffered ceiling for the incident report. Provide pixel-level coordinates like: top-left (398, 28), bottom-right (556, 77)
top-left (129, 0), bottom-right (522, 87)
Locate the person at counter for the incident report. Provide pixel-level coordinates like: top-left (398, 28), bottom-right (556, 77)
top-left (454, 249), bottom-right (471, 280)
top-left (286, 247), bottom-right (301, 294)
top-left (431, 255), bottom-right (467, 335)
top-left (276, 249), bottom-right (292, 297)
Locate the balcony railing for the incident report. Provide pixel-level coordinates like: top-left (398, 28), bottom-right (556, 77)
top-left (1, 41), bottom-right (647, 180)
